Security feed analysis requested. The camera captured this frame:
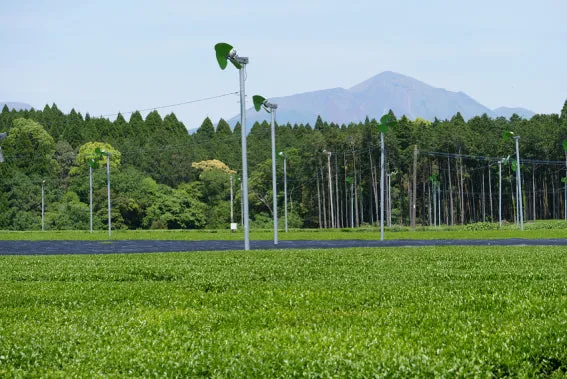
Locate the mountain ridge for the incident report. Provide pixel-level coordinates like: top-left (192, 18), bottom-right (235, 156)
top-left (1, 102), bottom-right (33, 111)
top-left (228, 71), bottom-right (534, 127)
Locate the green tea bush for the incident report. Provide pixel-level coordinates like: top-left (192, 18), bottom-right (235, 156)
top-left (524, 221), bottom-right (567, 230)
top-left (463, 222), bottom-right (499, 231)
top-left (1, 247), bottom-right (567, 376)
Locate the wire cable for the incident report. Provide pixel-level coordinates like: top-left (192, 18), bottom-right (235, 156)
top-left (99, 91), bottom-right (239, 118)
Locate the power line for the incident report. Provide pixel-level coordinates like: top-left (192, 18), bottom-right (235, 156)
top-left (421, 150), bottom-right (565, 166)
top-left (99, 91), bottom-right (239, 118)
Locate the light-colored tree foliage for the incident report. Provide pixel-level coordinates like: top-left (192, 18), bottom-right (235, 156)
top-left (192, 159), bottom-right (236, 174)
top-left (70, 142), bottom-right (121, 175)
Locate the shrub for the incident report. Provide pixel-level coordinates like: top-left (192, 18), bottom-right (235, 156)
top-left (463, 222), bottom-right (499, 231)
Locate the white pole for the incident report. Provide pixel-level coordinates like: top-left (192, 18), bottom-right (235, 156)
top-left (230, 174), bottom-right (234, 224)
top-left (380, 132), bottom-right (385, 240)
top-left (239, 65), bottom-right (250, 250)
top-left (283, 154), bottom-right (288, 232)
top-left (350, 182), bottom-right (354, 228)
top-left (438, 182), bottom-right (441, 226)
top-left (433, 182), bottom-right (437, 228)
top-left (271, 110), bottom-right (278, 244)
top-left (498, 160), bottom-right (502, 228)
top-left (41, 180), bottom-right (45, 231)
top-left (90, 166), bottom-right (93, 233)
top-left (514, 136), bottom-right (524, 230)
top-left (106, 154), bottom-right (111, 237)
top-left (326, 151), bottom-right (334, 228)
top-left (387, 173), bottom-right (392, 227)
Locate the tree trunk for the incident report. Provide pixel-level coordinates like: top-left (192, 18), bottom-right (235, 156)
top-left (407, 175), bottom-right (412, 227)
top-left (489, 165), bottom-right (493, 222)
top-left (471, 175), bottom-right (476, 222)
top-left (459, 151), bottom-right (465, 225)
top-left (353, 153), bottom-right (359, 227)
top-left (424, 180), bottom-right (429, 226)
top-left (437, 182), bottom-right (442, 226)
top-left (316, 170), bottom-right (322, 228)
top-left (448, 157), bottom-right (454, 226)
top-left (543, 172), bottom-right (548, 219)
top-left (428, 181), bottom-right (432, 226)
top-left (387, 174), bottom-right (392, 227)
top-left (321, 165), bottom-right (327, 228)
top-left (344, 152), bottom-right (348, 228)
top-left (335, 154), bottom-right (341, 228)
top-left (510, 166), bottom-right (516, 223)
top-left (411, 145), bottom-right (418, 229)
top-left (482, 171), bottom-right (486, 222)
top-left (359, 169), bottom-right (364, 224)
top-left (369, 151), bottom-right (379, 226)
top-left (326, 153), bottom-right (334, 228)
top-left (552, 172), bottom-right (556, 219)
top-left (532, 164), bottom-right (536, 221)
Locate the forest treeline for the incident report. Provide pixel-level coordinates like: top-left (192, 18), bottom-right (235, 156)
top-left (0, 101), bottom-right (566, 231)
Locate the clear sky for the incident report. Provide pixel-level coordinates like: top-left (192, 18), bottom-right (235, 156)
top-left (1, 0), bottom-right (566, 130)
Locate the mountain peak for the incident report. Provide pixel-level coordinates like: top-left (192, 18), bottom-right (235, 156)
top-left (1, 102), bottom-right (33, 111)
top-left (228, 72), bottom-right (534, 126)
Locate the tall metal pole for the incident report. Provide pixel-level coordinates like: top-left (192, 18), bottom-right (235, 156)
top-left (41, 180), bottom-right (45, 232)
top-left (106, 154), bottom-right (111, 237)
top-left (411, 145), bottom-right (418, 229)
top-left (0, 132), bottom-right (6, 163)
top-left (270, 109), bottom-right (278, 244)
top-left (498, 160), bottom-right (502, 228)
top-left (514, 136), bottom-right (524, 230)
top-left (239, 64), bottom-right (250, 250)
top-left (433, 182), bottom-right (437, 228)
top-left (90, 166), bottom-right (93, 233)
top-left (350, 182), bottom-right (354, 228)
top-left (380, 132), bottom-right (385, 240)
top-left (325, 151), bottom-right (334, 228)
top-left (230, 174), bottom-right (234, 224)
top-left (387, 173), bottom-right (392, 227)
top-left (438, 183), bottom-right (441, 226)
top-left (281, 153), bottom-right (288, 232)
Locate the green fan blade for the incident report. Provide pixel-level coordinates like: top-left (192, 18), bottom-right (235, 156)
top-left (380, 114), bottom-right (391, 126)
top-left (94, 147), bottom-right (102, 156)
top-left (214, 43), bottom-right (233, 70)
top-left (562, 139), bottom-right (567, 152)
top-left (378, 123), bottom-right (388, 133)
top-left (562, 177), bottom-right (567, 184)
top-left (511, 160), bottom-right (518, 172)
top-left (502, 130), bottom-right (514, 141)
top-left (345, 176), bottom-right (353, 184)
top-left (252, 95), bottom-right (266, 112)
top-left (229, 59), bottom-right (242, 70)
top-left (378, 114), bottom-right (396, 133)
top-left (87, 158), bottom-right (99, 169)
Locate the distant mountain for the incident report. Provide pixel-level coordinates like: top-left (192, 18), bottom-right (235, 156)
top-left (228, 71), bottom-right (534, 126)
top-left (492, 106), bottom-right (535, 119)
top-left (1, 102), bottom-right (33, 111)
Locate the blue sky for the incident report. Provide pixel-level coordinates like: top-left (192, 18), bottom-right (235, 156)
top-left (1, 0), bottom-right (566, 130)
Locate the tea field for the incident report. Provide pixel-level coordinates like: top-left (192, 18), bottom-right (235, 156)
top-left (1, 246), bottom-right (566, 377)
